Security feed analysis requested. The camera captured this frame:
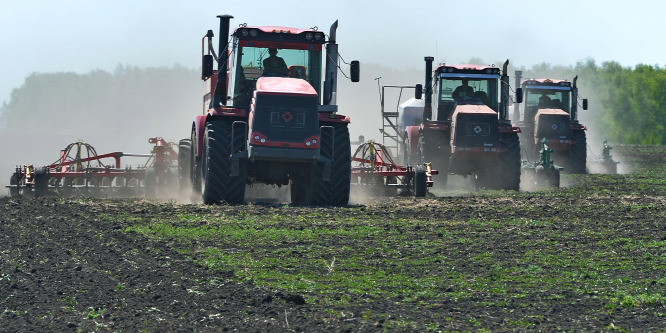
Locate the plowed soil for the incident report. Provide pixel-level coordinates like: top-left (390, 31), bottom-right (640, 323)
top-left (1, 145), bottom-right (664, 332)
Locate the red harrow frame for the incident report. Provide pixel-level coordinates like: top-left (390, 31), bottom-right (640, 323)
top-left (351, 141), bottom-right (437, 197)
top-left (7, 137), bottom-right (179, 198)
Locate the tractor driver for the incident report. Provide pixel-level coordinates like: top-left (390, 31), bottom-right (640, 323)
top-left (538, 94), bottom-right (552, 108)
top-left (263, 48), bottom-right (289, 77)
top-left (453, 79), bottom-right (474, 100)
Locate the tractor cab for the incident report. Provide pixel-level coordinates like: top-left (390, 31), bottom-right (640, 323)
top-left (227, 26), bottom-right (326, 108)
top-left (434, 64), bottom-right (501, 122)
top-left (432, 64), bottom-right (503, 153)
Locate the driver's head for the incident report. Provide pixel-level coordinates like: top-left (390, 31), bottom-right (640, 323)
top-left (268, 48), bottom-right (278, 56)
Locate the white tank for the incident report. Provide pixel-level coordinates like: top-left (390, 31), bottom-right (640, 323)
top-left (397, 98), bottom-right (425, 133)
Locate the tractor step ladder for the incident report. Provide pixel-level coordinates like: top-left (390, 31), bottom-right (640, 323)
top-left (379, 85), bottom-right (417, 158)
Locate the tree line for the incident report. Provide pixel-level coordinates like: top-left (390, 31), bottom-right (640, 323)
top-left (1, 60), bottom-right (665, 145)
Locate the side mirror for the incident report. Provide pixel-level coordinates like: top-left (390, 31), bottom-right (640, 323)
top-left (350, 60), bottom-right (360, 82)
top-left (415, 84), bottom-right (423, 99)
top-left (202, 55), bottom-right (214, 79)
top-left (582, 98), bottom-right (588, 110)
top-left (515, 88), bottom-right (523, 104)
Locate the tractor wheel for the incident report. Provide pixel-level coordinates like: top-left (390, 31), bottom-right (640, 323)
top-left (9, 174), bottom-right (19, 197)
top-left (418, 131), bottom-right (449, 188)
top-left (34, 167), bottom-right (49, 198)
top-left (190, 128), bottom-right (202, 197)
top-left (474, 168), bottom-right (493, 190)
top-left (605, 160), bottom-right (618, 174)
top-left (568, 130), bottom-right (587, 174)
top-left (144, 167), bottom-right (157, 199)
top-left (413, 166), bottom-right (427, 197)
top-left (549, 167), bottom-right (560, 188)
top-left (290, 175), bottom-right (309, 206)
top-left (309, 123), bottom-right (351, 206)
top-left (496, 132), bottom-right (521, 190)
top-left (202, 120), bottom-right (246, 205)
top-left (178, 139), bottom-right (192, 198)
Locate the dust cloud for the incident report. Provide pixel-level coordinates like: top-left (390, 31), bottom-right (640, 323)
top-left (0, 60), bottom-right (628, 199)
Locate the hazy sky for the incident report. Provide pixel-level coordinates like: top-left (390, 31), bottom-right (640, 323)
top-left (1, 0), bottom-right (664, 105)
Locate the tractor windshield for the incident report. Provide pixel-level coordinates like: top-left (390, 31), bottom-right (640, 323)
top-left (439, 75), bottom-right (499, 111)
top-left (524, 88), bottom-right (571, 112)
top-left (230, 46), bottom-right (322, 107)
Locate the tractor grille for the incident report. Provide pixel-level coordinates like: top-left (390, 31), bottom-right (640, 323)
top-left (453, 113), bottom-right (498, 147)
top-left (252, 95), bottom-right (319, 145)
top-left (536, 114), bottom-right (570, 140)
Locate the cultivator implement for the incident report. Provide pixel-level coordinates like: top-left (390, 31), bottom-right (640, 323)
top-left (588, 140), bottom-right (620, 174)
top-left (351, 141), bottom-right (437, 197)
top-left (7, 137), bottom-right (179, 198)
top-left (522, 138), bottom-right (562, 188)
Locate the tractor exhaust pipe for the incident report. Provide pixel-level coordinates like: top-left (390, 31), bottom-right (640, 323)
top-left (213, 14), bottom-right (233, 107)
top-left (423, 56), bottom-right (434, 121)
top-left (499, 59), bottom-right (510, 122)
top-left (513, 70), bottom-right (523, 122)
top-left (571, 75), bottom-right (579, 122)
top-left (324, 20), bottom-right (339, 106)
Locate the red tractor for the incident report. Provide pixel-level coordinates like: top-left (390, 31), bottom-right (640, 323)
top-left (400, 57), bottom-right (521, 190)
top-left (512, 72), bottom-right (588, 173)
top-left (180, 15), bottom-right (359, 205)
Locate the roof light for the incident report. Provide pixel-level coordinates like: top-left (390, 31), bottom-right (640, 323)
top-left (305, 32), bottom-right (313, 40)
top-left (314, 32), bottom-right (324, 41)
top-left (249, 29), bottom-right (258, 37)
top-left (240, 29), bottom-right (249, 37)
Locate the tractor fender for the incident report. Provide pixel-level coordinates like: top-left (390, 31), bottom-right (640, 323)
top-left (405, 125), bottom-right (421, 158)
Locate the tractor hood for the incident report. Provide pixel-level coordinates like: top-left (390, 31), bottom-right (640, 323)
top-left (254, 77), bottom-right (318, 97)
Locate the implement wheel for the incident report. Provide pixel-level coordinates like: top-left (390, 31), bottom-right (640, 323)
top-left (413, 166), bottom-right (426, 197)
top-left (9, 174), bottom-right (19, 197)
top-left (34, 167), bottom-right (49, 198)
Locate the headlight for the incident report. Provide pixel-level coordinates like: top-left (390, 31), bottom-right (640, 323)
top-left (305, 32), bottom-right (313, 40)
top-left (249, 29), bottom-right (258, 37)
top-left (314, 32), bottom-right (323, 41)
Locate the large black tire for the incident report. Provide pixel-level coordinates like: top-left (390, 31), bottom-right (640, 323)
top-left (9, 174), bottom-right (19, 197)
top-left (568, 130), bottom-right (587, 174)
top-left (144, 167), bottom-right (157, 199)
top-left (178, 139), bottom-right (192, 197)
top-left (34, 167), bottom-right (49, 198)
top-left (202, 120), bottom-right (246, 205)
top-left (308, 123), bottom-right (351, 206)
top-left (605, 160), bottom-right (618, 174)
top-left (418, 131), bottom-right (449, 188)
top-left (549, 167), bottom-right (560, 188)
top-left (496, 132), bottom-right (521, 190)
top-left (190, 128), bottom-right (202, 196)
top-left (290, 175), bottom-right (309, 206)
top-left (413, 166), bottom-right (426, 197)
